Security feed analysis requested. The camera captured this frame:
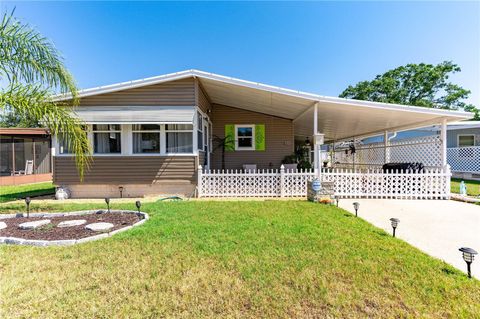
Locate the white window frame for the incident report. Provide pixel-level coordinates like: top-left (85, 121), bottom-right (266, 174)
top-left (235, 124), bottom-right (255, 151)
top-left (203, 122), bottom-right (208, 152)
top-left (56, 133), bottom-right (72, 155)
top-left (92, 124), bottom-right (122, 155)
top-left (54, 122), bottom-right (201, 157)
top-left (165, 124), bottom-right (194, 154)
top-left (197, 112), bottom-right (204, 151)
top-left (132, 124), bottom-right (162, 154)
top-left (457, 134), bottom-right (475, 147)
top-left (209, 121), bottom-right (213, 154)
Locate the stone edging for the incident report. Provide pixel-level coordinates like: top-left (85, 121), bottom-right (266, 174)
top-left (450, 194), bottom-right (480, 204)
top-left (0, 210), bottom-right (149, 247)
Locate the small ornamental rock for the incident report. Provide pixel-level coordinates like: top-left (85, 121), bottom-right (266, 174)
top-left (57, 219), bottom-right (87, 228)
top-left (18, 219), bottom-right (51, 230)
top-left (0, 222), bottom-right (7, 230)
top-left (85, 222), bottom-right (114, 232)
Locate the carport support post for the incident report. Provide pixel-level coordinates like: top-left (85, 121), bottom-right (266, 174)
top-left (384, 131), bottom-right (390, 164)
top-left (441, 119), bottom-right (447, 167)
top-left (313, 102), bottom-right (319, 177)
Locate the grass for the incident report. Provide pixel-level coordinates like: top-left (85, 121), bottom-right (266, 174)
top-left (451, 178), bottom-right (480, 196)
top-left (0, 182), bottom-right (55, 203)
top-left (1, 200), bottom-right (479, 318)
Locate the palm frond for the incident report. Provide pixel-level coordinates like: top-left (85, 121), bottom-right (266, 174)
top-left (0, 84), bottom-right (91, 179)
top-left (0, 10), bottom-right (78, 104)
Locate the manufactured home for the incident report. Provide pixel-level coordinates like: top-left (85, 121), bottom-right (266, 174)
top-left (53, 70), bottom-right (472, 198)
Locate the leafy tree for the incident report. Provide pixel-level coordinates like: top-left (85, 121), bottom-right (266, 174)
top-left (464, 104), bottom-right (480, 121)
top-left (0, 10), bottom-right (91, 177)
top-left (0, 107), bottom-right (39, 127)
top-left (339, 61), bottom-right (479, 119)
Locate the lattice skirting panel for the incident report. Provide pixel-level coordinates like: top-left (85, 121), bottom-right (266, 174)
top-left (198, 167), bottom-right (451, 199)
top-left (447, 147), bottom-right (480, 173)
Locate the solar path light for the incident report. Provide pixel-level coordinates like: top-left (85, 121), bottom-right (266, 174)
top-left (352, 202), bottom-right (359, 217)
top-left (105, 197), bottom-right (111, 213)
top-left (135, 200), bottom-right (141, 213)
top-left (390, 218), bottom-right (400, 237)
top-left (25, 197), bottom-right (31, 218)
top-left (459, 247), bottom-right (478, 278)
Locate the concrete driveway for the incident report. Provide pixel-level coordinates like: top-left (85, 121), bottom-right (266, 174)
top-left (339, 199), bottom-right (480, 278)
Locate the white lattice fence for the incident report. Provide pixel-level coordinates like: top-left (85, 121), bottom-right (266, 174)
top-left (283, 171), bottom-right (316, 196)
top-left (321, 167), bottom-right (450, 199)
top-left (197, 166), bottom-right (451, 199)
top-left (200, 169), bottom-right (281, 197)
top-left (333, 135), bottom-right (442, 168)
top-left (447, 146), bottom-right (480, 173)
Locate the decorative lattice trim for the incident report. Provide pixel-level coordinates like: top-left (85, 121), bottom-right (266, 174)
top-left (333, 135), bottom-right (442, 168)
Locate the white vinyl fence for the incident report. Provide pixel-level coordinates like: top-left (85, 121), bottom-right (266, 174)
top-left (197, 165), bottom-right (451, 199)
top-left (447, 146), bottom-right (480, 173)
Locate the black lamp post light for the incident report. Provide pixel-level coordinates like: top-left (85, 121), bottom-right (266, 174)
top-left (352, 202), bottom-right (359, 217)
top-left (25, 197), bottom-right (31, 218)
top-left (119, 186), bottom-right (124, 198)
top-left (390, 218), bottom-right (400, 237)
top-left (459, 247), bottom-right (478, 278)
top-left (105, 197), bottom-right (111, 213)
top-left (335, 196), bottom-right (339, 207)
top-left (135, 200), bottom-right (141, 213)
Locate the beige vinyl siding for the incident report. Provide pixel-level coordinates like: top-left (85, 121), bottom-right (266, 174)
top-left (210, 104), bottom-right (294, 170)
top-left (54, 156), bottom-right (196, 184)
top-left (196, 80), bottom-right (212, 113)
top-left (79, 78), bottom-right (195, 106)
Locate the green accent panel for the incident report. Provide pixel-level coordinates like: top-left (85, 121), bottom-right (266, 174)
top-left (255, 124), bottom-right (265, 151)
top-left (225, 124), bottom-right (235, 152)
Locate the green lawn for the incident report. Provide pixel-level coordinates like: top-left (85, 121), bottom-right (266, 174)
top-left (1, 200), bottom-right (479, 318)
top-left (0, 182), bottom-right (55, 203)
top-left (451, 178), bottom-right (480, 196)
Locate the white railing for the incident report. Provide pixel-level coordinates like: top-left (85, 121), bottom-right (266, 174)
top-left (198, 165), bottom-right (451, 199)
top-left (447, 146), bottom-right (480, 173)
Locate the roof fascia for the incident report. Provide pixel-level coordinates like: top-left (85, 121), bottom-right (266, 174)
top-left (53, 68), bottom-right (474, 120)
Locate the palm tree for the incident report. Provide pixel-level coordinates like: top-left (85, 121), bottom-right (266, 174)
top-left (0, 10), bottom-right (91, 178)
top-left (212, 135), bottom-right (235, 170)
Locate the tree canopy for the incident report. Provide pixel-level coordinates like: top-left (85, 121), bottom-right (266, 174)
top-left (339, 61), bottom-right (479, 119)
top-left (0, 10), bottom-right (91, 178)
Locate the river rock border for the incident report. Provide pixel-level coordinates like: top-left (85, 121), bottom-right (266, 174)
top-left (0, 210), bottom-right (149, 247)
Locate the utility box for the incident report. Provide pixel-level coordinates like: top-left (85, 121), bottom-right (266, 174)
top-left (313, 133), bottom-right (325, 145)
top-left (307, 180), bottom-right (335, 203)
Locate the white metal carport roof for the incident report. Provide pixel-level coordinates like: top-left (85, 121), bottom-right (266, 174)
top-left (56, 69), bottom-right (473, 142)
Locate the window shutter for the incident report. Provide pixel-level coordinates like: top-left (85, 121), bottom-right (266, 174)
top-left (224, 124), bottom-right (235, 152)
top-left (255, 124), bottom-right (265, 151)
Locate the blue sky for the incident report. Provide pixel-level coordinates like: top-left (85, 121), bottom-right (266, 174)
top-left (3, 1), bottom-right (479, 107)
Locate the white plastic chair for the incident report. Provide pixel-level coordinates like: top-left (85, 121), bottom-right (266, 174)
top-left (13, 160), bottom-right (34, 175)
top-left (243, 164), bottom-right (257, 173)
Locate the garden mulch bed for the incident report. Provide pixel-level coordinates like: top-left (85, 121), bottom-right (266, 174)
top-left (0, 212), bottom-right (140, 241)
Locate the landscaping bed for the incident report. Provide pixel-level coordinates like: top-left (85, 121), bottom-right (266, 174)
top-left (0, 210), bottom-right (148, 246)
